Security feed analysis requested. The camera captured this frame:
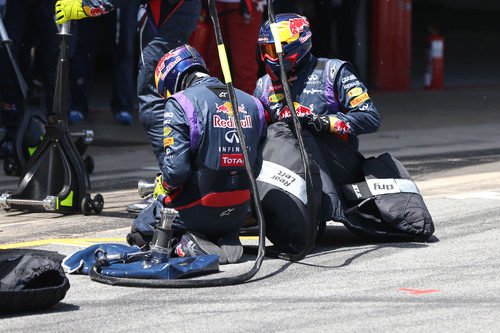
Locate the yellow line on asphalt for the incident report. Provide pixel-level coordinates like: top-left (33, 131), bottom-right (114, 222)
top-left (0, 236), bottom-right (259, 249)
top-left (0, 238), bottom-right (126, 249)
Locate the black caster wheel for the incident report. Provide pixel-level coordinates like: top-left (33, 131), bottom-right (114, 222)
top-left (81, 195), bottom-right (93, 215)
top-left (3, 157), bottom-right (21, 177)
top-left (92, 193), bottom-right (104, 214)
top-left (81, 194), bottom-right (104, 215)
top-left (84, 156), bottom-right (94, 174)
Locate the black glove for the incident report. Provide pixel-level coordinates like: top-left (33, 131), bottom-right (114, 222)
top-left (299, 114), bottom-right (332, 134)
top-left (299, 114), bottom-right (351, 135)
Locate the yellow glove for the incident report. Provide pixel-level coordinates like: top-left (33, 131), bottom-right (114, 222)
top-left (153, 175), bottom-right (170, 199)
top-left (55, 0), bottom-right (88, 24)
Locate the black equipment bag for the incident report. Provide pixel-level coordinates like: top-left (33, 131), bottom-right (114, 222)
top-left (342, 153), bottom-right (434, 241)
top-left (256, 122), bottom-right (322, 253)
top-left (0, 251), bottom-right (70, 314)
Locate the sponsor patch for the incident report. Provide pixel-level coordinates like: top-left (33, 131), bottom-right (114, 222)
top-left (213, 115), bottom-right (252, 128)
top-left (329, 64), bottom-right (337, 79)
top-left (220, 208), bottom-right (235, 217)
top-left (83, 6), bottom-right (107, 17)
top-left (164, 127), bottom-right (172, 136)
top-left (343, 81), bottom-right (360, 90)
top-left (163, 137), bottom-right (174, 146)
top-left (341, 74), bottom-right (357, 84)
top-left (269, 93), bottom-right (284, 103)
top-left (224, 130), bottom-right (240, 144)
top-left (348, 87), bottom-right (363, 98)
top-left (328, 116), bottom-right (351, 134)
top-left (278, 102), bottom-right (313, 120)
top-left (215, 102), bottom-right (246, 116)
top-left (303, 88), bottom-right (322, 95)
top-left (269, 84), bottom-right (283, 92)
top-left (359, 103), bottom-right (370, 111)
top-left (1, 102), bottom-right (16, 111)
top-left (350, 92), bottom-right (369, 107)
top-left (220, 154), bottom-right (244, 167)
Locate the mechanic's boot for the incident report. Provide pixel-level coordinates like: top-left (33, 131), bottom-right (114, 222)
top-left (126, 226), bottom-right (152, 250)
top-left (115, 111), bottom-right (134, 125)
top-left (126, 195), bottom-right (155, 214)
top-left (0, 139), bottom-right (14, 159)
top-left (218, 231), bottom-right (243, 264)
top-left (174, 232), bottom-right (229, 264)
top-left (69, 110), bottom-right (84, 124)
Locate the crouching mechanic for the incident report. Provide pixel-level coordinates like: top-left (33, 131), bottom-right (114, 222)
top-left (253, 14), bottom-right (381, 245)
top-left (128, 45), bottom-right (266, 264)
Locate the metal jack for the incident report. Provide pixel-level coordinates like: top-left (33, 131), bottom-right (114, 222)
top-left (0, 22), bottom-right (103, 214)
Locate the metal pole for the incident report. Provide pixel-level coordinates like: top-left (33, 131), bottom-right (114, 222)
top-left (52, 22), bottom-right (71, 127)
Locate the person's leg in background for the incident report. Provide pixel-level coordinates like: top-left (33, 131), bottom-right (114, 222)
top-left (204, 1), bottom-right (263, 94)
top-left (33, 0), bottom-right (59, 115)
top-left (204, 1), bottom-right (229, 82)
top-left (111, 0), bottom-right (139, 125)
top-left (137, 0), bottom-right (200, 169)
top-left (225, 1), bottom-right (263, 94)
top-left (68, 17), bottom-right (101, 123)
top-left (0, 0), bottom-right (26, 157)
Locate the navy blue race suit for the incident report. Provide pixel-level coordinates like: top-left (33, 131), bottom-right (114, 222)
top-left (79, 0), bottom-right (200, 168)
top-left (254, 54), bottom-right (381, 225)
top-left (254, 54), bottom-right (381, 148)
top-left (160, 76), bottom-right (266, 236)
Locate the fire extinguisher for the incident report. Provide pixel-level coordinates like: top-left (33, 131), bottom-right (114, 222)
top-left (189, 9), bottom-right (210, 60)
top-left (425, 25), bottom-right (445, 90)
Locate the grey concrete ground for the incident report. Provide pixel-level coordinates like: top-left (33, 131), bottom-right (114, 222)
top-left (0, 86), bottom-right (499, 331)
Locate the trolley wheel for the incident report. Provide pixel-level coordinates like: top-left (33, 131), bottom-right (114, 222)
top-left (81, 195), bottom-right (93, 215)
top-left (92, 193), bottom-right (104, 214)
top-left (84, 156), bottom-right (94, 174)
top-left (3, 157), bottom-right (21, 177)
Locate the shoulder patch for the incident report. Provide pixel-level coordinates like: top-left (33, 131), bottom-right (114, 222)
top-left (348, 87), bottom-right (363, 98)
top-left (350, 93), bottom-right (370, 107)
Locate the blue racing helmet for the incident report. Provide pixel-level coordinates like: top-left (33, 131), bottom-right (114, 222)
top-left (155, 45), bottom-right (208, 98)
top-left (258, 13), bottom-right (312, 80)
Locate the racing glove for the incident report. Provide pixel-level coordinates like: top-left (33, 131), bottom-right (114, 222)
top-left (55, 0), bottom-right (88, 24)
top-left (153, 174), bottom-right (178, 199)
top-left (299, 114), bottom-right (351, 135)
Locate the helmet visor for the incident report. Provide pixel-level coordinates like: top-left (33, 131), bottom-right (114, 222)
top-left (260, 43), bottom-right (279, 62)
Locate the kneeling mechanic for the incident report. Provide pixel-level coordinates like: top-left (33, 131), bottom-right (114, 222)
top-left (128, 45), bottom-right (266, 264)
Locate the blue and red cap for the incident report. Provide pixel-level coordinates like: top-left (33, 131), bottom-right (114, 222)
top-left (258, 13), bottom-right (312, 80)
top-left (155, 45), bottom-right (208, 98)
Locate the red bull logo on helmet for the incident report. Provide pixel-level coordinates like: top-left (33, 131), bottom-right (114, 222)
top-left (278, 102), bottom-right (313, 120)
top-left (155, 50), bottom-right (182, 81)
top-left (288, 17), bottom-right (309, 36)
